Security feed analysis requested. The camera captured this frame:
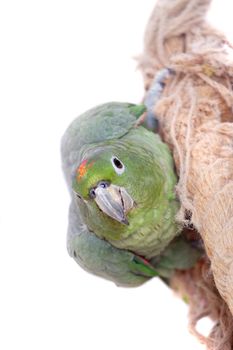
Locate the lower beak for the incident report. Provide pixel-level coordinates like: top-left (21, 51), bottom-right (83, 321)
top-left (94, 184), bottom-right (135, 225)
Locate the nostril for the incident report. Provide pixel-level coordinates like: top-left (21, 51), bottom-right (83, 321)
top-left (98, 181), bottom-right (109, 189)
top-left (89, 188), bottom-right (96, 199)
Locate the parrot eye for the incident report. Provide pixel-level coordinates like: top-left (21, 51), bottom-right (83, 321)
top-left (111, 156), bottom-right (125, 175)
top-left (89, 188), bottom-right (96, 199)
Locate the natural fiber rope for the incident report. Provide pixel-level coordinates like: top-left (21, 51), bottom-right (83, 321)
top-left (139, 0), bottom-right (233, 348)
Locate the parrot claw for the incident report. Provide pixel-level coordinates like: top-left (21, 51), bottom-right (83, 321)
top-left (134, 111), bottom-right (147, 127)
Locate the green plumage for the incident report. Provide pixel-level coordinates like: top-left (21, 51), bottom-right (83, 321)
top-left (61, 102), bottom-right (201, 286)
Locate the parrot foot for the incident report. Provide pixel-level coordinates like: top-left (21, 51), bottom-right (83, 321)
top-left (144, 67), bottom-right (175, 132)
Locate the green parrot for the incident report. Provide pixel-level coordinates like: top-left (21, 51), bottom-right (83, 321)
top-left (61, 100), bottom-right (201, 287)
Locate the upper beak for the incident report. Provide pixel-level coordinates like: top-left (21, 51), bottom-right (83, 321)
top-left (94, 184), bottom-right (135, 225)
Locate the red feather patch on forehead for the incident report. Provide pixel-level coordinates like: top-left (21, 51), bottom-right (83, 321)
top-left (76, 159), bottom-right (94, 182)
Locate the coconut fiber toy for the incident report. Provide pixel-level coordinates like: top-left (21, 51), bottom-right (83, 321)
top-left (62, 0), bottom-right (233, 349)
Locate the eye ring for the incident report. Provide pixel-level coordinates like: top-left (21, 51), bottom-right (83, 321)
top-left (111, 156), bottom-right (125, 175)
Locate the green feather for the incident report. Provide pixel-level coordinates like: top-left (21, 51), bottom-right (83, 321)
top-left (128, 104), bottom-right (146, 118)
top-left (68, 201), bottom-right (155, 287)
top-left (130, 255), bottom-right (158, 277)
top-left (62, 102), bottom-right (201, 287)
top-left (150, 236), bottom-right (203, 278)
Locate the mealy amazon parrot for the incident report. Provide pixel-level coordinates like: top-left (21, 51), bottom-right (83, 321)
top-left (61, 69), bottom-right (202, 287)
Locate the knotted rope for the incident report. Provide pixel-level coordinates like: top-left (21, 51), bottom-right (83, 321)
top-left (139, 0), bottom-right (233, 348)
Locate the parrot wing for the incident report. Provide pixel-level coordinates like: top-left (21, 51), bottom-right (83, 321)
top-left (68, 200), bottom-right (157, 287)
top-left (150, 236), bottom-right (203, 278)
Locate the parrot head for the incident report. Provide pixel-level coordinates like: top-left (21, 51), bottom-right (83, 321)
top-left (72, 145), bottom-right (138, 226)
top-left (72, 138), bottom-right (165, 233)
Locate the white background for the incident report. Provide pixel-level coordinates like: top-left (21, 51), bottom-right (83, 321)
top-left (0, 1), bottom-right (232, 349)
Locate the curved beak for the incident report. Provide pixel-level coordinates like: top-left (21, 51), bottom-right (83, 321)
top-left (94, 184), bottom-right (135, 225)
